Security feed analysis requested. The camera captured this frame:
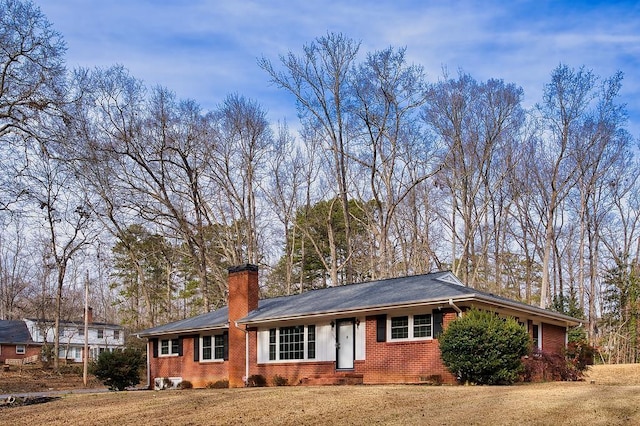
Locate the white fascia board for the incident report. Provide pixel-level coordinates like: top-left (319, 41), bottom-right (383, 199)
top-left (137, 324), bottom-right (229, 339)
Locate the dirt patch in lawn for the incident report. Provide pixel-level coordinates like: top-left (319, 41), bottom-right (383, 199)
top-left (0, 364), bottom-right (638, 425)
top-left (0, 365), bottom-right (105, 394)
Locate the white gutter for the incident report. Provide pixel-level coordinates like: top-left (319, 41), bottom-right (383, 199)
top-left (237, 295), bottom-right (581, 327)
top-left (449, 299), bottom-right (463, 317)
top-left (137, 324), bottom-right (229, 339)
top-left (145, 341), bottom-right (151, 389)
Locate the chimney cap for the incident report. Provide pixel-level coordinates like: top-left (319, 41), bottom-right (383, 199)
top-left (228, 264), bottom-right (259, 274)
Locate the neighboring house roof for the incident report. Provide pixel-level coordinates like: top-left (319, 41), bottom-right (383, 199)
top-left (138, 271), bottom-right (581, 337)
top-left (24, 318), bottom-right (124, 330)
top-left (138, 307), bottom-right (229, 338)
top-left (0, 320), bottom-right (39, 345)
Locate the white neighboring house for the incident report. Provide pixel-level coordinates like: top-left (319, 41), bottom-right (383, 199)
top-left (24, 309), bottom-right (125, 362)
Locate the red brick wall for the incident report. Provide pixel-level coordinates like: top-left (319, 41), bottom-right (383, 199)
top-left (0, 344), bottom-right (40, 363)
top-left (357, 312), bottom-right (458, 384)
top-left (253, 361), bottom-right (337, 385)
top-left (542, 323), bottom-right (566, 354)
top-left (148, 336), bottom-right (228, 389)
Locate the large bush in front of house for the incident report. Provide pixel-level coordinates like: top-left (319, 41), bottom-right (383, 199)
top-left (439, 308), bottom-right (530, 385)
top-left (91, 347), bottom-right (145, 391)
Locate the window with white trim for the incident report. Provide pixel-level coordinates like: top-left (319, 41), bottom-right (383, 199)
top-left (199, 334), bottom-right (227, 361)
top-left (97, 329), bottom-right (104, 339)
top-left (389, 313), bottom-right (433, 341)
top-left (160, 338), bottom-right (179, 356)
top-left (16, 345), bottom-right (25, 355)
top-left (268, 325), bottom-right (316, 361)
top-left (532, 323), bottom-right (541, 349)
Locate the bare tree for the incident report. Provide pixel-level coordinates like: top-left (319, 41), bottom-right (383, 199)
top-left (210, 94), bottom-right (271, 267)
top-left (534, 65), bottom-right (595, 308)
top-left (262, 122), bottom-right (305, 294)
top-left (0, 0), bottom-right (66, 139)
top-left (0, 221), bottom-right (32, 319)
top-left (350, 46), bottom-right (435, 278)
top-left (259, 32), bottom-right (360, 285)
top-left (424, 71), bottom-right (525, 287)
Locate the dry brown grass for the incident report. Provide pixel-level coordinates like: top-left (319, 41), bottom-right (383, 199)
top-left (1, 364), bottom-right (639, 425)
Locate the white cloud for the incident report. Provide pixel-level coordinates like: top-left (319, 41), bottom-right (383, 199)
top-left (36, 0), bottom-right (640, 137)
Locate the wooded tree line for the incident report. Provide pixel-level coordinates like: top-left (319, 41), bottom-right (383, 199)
top-left (1, 1), bottom-right (638, 363)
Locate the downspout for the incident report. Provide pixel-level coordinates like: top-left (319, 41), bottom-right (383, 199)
top-left (146, 342), bottom-right (151, 389)
top-left (449, 299), bottom-right (463, 317)
top-left (235, 322), bottom-right (249, 385)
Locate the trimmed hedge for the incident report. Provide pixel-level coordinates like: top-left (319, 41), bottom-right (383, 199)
top-left (439, 308), bottom-right (530, 385)
top-left (90, 348), bottom-right (145, 391)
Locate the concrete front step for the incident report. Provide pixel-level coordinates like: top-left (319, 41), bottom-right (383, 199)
top-left (299, 372), bottom-right (364, 386)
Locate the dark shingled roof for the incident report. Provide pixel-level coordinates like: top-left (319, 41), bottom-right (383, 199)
top-left (240, 271), bottom-right (468, 322)
top-left (137, 271), bottom-right (581, 337)
top-left (138, 307), bottom-right (229, 337)
top-left (0, 320), bottom-right (36, 344)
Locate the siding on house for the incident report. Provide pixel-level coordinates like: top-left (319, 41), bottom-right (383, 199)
top-left (24, 317), bottom-right (126, 362)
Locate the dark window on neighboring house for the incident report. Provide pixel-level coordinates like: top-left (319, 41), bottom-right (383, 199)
top-left (391, 316), bottom-right (409, 339)
top-left (16, 345), bottom-right (25, 355)
top-left (113, 330), bottom-right (120, 340)
top-left (97, 329), bottom-right (104, 339)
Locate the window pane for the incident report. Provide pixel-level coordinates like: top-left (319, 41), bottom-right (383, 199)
top-left (171, 339), bottom-right (179, 354)
top-left (202, 336), bottom-right (212, 360)
top-left (414, 314), bottom-right (432, 338)
top-left (391, 316), bottom-right (409, 339)
top-left (269, 329), bottom-right (276, 360)
top-left (161, 340), bottom-right (169, 355)
top-left (279, 326), bottom-right (304, 360)
top-left (307, 325), bottom-right (316, 359)
top-left (214, 335), bottom-right (225, 360)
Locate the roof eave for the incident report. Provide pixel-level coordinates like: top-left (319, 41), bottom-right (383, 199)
top-left (137, 323), bottom-right (229, 338)
top-left (237, 298), bottom-right (470, 326)
top-left (466, 294), bottom-right (584, 326)
top-left (237, 295), bottom-right (583, 327)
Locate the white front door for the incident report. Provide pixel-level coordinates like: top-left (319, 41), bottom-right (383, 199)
top-left (336, 320), bottom-right (354, 369)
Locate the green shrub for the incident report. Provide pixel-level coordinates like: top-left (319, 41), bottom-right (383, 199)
top-left (206, 379), bottom-right (229, 389)
top-left (272, 374), bottom-right (288, 386)
top-left (439, 308), bottom-right (530, 385)
top-left (246, 374), bottom-right (267, 387)
top-left (90, 348), bottom-right (145, 391)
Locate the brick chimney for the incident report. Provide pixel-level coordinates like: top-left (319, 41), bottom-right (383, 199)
top-left (87, 307), bottom-right (93, 324)
top-left (227, 264), bottom-right (259, 388)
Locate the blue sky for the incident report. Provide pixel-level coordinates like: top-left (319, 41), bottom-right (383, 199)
top-left (37, 0), bottom-right (640, 138)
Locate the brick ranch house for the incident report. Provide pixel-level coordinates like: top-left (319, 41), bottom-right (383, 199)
top-left (0, 320), bottom-right (42, 364)
top-left (137, 264), bottom-right (581, 388)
